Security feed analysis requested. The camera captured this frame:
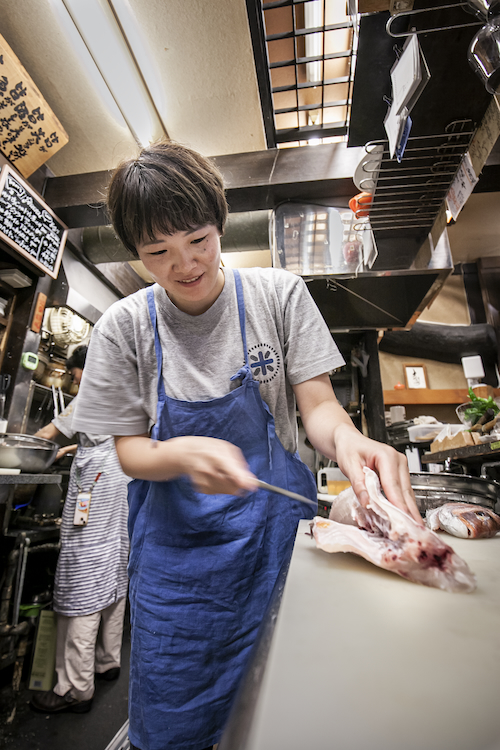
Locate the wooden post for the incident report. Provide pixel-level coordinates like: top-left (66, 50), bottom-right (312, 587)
top-left (360, 330), bottom-right (389, 444)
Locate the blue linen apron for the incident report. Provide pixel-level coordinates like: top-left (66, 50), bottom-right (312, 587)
top-left (127, 270), bottom-right (316, 750)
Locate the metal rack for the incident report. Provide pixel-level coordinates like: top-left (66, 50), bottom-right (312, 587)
top-left (386, 1), bottom-right (483, 37)
top-left (21, 381), bottom-right (74, 435)
top-left (353, 118), bottom-right (476, 233)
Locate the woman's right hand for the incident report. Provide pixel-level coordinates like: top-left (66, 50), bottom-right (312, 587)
top-left (114, 434), bottom-right (258, 495)
top-left (175, 436), bottom-right (258, 496)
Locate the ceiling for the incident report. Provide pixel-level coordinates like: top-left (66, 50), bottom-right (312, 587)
top-left (0, 0), bottom-right (499, 277)
top-left (0, 0), bottom-right (268, 172)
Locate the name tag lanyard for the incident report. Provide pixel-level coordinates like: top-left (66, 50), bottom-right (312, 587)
top-left (74, 445), bottom-right (112, 526)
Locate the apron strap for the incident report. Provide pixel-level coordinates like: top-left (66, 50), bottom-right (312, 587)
top-left (147, 286), bottom-right (167, 402)
top-left (233, 270), bottom-right (249, 367)
top-left (147, 286), bottom-right (173, 440)
top-left (147, 274), bottom-right (253, 439)
top-left (232, 271), bottom-right (273, 467)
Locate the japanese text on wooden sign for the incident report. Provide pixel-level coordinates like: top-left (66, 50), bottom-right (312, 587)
top-left (0, 32), bottom-right (69, 178)
top-left (0, 164), bottom-right (67, 279)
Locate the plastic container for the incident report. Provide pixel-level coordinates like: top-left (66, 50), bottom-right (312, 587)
top-left (407, 423), bottom-right (445, 443)
top-left (317, 467), bottom-right (351, 495)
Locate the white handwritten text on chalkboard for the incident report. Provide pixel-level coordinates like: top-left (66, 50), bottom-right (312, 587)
top-left (0, 165), bottom-right (67, 279)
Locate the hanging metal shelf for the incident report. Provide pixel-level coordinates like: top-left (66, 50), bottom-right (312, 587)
top-left (352, 119), bottom-right (476, 232)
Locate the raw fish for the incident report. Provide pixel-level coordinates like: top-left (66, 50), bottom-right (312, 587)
top-left (426, 503), bottom-right (500, 539)
top-left (310, 467), bottom-right (476, 593)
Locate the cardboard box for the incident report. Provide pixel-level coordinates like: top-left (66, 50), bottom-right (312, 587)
top-left (430, 431), bottom-right (482, 453)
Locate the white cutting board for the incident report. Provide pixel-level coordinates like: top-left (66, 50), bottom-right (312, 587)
top-left (244, 519), bottom-right (500, 750)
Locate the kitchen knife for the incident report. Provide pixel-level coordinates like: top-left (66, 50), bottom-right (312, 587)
top-left (256, 479), bottom-right (318, 510)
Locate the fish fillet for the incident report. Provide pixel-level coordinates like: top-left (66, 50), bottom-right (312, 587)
top-left (310, 467), bottom-right (476, 593)
top-left (426, 503), bottom-right (500, 539)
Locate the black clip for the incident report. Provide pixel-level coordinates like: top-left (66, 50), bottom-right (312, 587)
top-left (393, 43), bottom-right (403, 59)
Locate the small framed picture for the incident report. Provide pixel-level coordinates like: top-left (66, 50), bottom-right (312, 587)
top-left (404, 364), bottom-right (428, 389)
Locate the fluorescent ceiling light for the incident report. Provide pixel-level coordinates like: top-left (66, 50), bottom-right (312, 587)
top-left (305, 0), bottom-right (324, 84)
top-left (48, 0), bottom-right (127, 127)
top-left (305, 0), bottom-right (324, 144)
top-left (60, 0), bottom-right (166, 146)
top-left (110, 0), bottom-right (165, 113)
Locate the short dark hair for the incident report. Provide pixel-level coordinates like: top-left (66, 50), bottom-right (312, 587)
top-left (106, 141), bottom-right (228, 257)
top-left (66, 345), bottom-right (87, 371)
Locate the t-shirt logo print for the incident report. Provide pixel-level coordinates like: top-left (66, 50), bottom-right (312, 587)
top-left (248, 343), bottom-right (280, 384)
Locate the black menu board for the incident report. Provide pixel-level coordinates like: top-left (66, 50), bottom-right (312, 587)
top-left (0, 164), bottom-right (67, 279)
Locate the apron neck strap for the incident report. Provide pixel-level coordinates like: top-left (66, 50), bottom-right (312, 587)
top-left (147, 272), bottom-right (250, 401)
top-left (232, 269), bottom-right (249, 367)
top-left (146, 286), bottom-right (167, 400)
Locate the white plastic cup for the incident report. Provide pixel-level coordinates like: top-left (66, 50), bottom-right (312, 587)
top-left (390, 405), bottom-right (406, 424)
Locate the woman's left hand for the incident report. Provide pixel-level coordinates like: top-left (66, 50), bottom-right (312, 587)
top-left (56, 444), bottom-right (78, 461)
top-left (294, 374), bottom-right (423, 525)
top-left (330, 423), bottom-right (423, 524)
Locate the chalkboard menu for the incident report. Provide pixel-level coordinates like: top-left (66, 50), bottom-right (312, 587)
top-left (0, 164), bottom-right (67, 279)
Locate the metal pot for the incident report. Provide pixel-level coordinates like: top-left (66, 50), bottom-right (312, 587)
top-left (0, 433), bottom-right (59, 472)
top-left (410, 472), bottom-right (500, 514)
top-left (40, 361), bottom-right (69, 390)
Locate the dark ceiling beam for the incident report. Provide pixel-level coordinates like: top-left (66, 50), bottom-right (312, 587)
top-left (275, 124), bottom-right (348, 143)
top-left (43, 170), bottom-right (112, 228)
top-left (43, 143), bottom-right (361, 228)
top-left (245, 0), bottom-right (276, 149)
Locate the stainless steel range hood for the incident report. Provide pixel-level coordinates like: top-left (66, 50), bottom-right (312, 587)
top-left (272, 203), bottom-right (454, 331)
top-left (272, 203), bottom-right (377, 276)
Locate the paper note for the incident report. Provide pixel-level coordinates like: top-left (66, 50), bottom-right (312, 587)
top-left (384, 103), bottom-right (403, 159)
top-left (390, 34), bottom-right (421, 115)
top-left (446, 152), bottom-right (479, 221)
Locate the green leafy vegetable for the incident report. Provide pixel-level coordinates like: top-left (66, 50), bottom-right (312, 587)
top-left (463, 387), bottom-right (500, 424)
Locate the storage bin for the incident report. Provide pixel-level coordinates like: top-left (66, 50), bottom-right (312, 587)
top-left (317, 467), bottom-right (351, 495)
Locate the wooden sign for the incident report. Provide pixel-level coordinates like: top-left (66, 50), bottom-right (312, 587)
top-left (31, 292), bottom-right (47, 333)
top-left (0, 165), bottom-right (67, 279)
top-left (0, 32), bottom-right (69, 178)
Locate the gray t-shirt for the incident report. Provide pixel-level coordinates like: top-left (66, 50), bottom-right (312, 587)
top-left (73, 267), bottom-right (344, 453)
top-left (53, 394), bottom-right (112, 448)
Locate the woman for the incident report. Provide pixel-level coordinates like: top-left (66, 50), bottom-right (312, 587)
top-left (30, 345), bottom-right (130, 714)
top-left (72, 142), bottom-right (421, 749)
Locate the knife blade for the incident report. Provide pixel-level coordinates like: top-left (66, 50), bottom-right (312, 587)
top-left (256, 479), bottom-right (318, 510)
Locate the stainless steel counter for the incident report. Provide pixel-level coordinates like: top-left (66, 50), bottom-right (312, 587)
top-left (0, 473), bottom-right (62, 484)
top-left (220, 519), bottom-right (500, 750)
